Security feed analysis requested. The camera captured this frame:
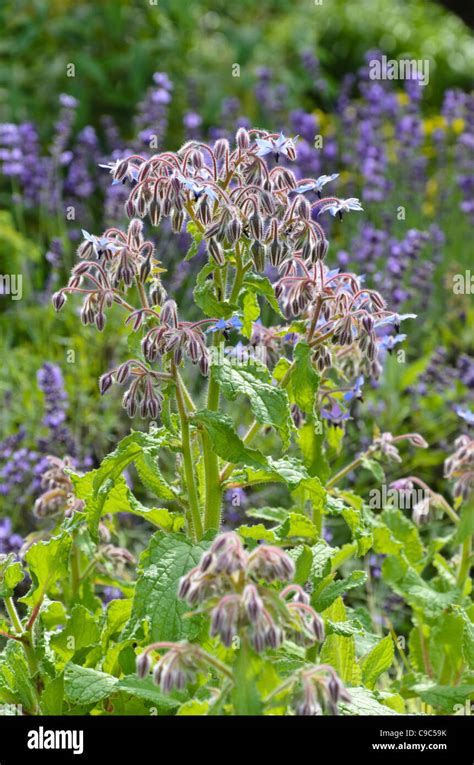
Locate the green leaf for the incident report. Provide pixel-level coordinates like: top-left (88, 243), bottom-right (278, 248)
top-left (429, 612), bottom-right (464, 677)
top-left (194, 262), bottom-right (237, 318)
top-left (194, 409), bottom-right (268, 469)
top-left (177, 699), bottom-right (210, 715)
top-left (319, 597), bottom-right (361, 685)
top-left (0, 641), bottom-right (37, 711)
top-left (123, 532), bottom-right (210, 642)
top-left (276, 512), bottom-right (317, 542)
top-left (240, 289), bottom-right (260, 339)
top-left (326, 619), bottom-right (365, 637)
top-left (382, 564), bottom-right (458, 618)
top-left (64, 663), bottom-right (118, 706)
top-left (19, 533), bottom-right (71, 609)
top-left (310, 541), bottom-right (337, 582)
top-left (68, 430), bottom-right (178, 539)
top-left (339, 686), bottom-right (400, 716)
top-left (0, 554), bottom-right (23, 598)
top-left (115, 674), bottom-right (181, 711)
top-left (361, 457), bottom-right (385, 483)
top-left (40, 675), bottom-right (64, 715)
top-left (453, 499), bottom-right (474, 545)
top-left (314, 570), bottom-right (367, 613)
top-left (50, 605), bottom-right (101, 663)
top-left (462, 614), bottom-right (474, 669)
top-left (381, 507), bottom-right (424, 564)
top-left (293, 545), bottom-right (313, 586)
top-left (361, 635), bottom-right (394, 689)
top-left (246, 507), bottom-right (289, 524)
top-left (410, 682), bottom-right (474, 712)
top-left (231, 644), bottom-right (263, 715)
top-left (242, 273), bottom-right (283, 316)
top-left (134, 450), bottom-right (176, 502)
top-left (297, 419), bottom-right (330, 482)
top-left (341, 506), bottom-right (373, 556)
top-left (102, 599), bottom-right (133, 648)
top-left (211, 357), bottom-right (291, 443)
top-left (185, 221), bottom-right (203, 260)
top-left (288, 342), bottom-right (319, 413)
top-left (237, 524), bottom-right (277, 543)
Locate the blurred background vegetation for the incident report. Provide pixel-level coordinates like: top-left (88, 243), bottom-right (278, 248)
top-left (1, 0), bottom-right (473, 136)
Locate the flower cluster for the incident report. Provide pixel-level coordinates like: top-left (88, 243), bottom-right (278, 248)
top-left (52, 127), bottom-right (403, 431)
top-left (33, 455), bottom-right (84, 519)
top-left (136, 533), bottom-right (327, 697)
top-left (179, 532), bottom-right (325, 652)
top-left (291, 664), bottom-right (351, 716)
top-left (444, 435), bottom-right (474, 500)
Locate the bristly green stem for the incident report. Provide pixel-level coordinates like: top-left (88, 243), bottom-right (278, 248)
top-left (203, 335), bottom-right (223, 532)
top-left (4, 596), bottom-right (23, 634)
top-left (4, 595), bottom-right (42, 711)
top-left (456, 535), bottom-right (472, 590)
top-left (229, 243), bottom-right (244, 304)
top-left (174, 369), bottom-right (203, 541)
top-left (326, 455), bottom-right (365, 489)
top-left (203, 248), bottom-right (247, 531)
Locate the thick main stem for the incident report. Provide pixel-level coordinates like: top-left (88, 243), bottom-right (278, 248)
top-left (203, 336), bottom-right (223, 532)
top-left (175, 374), bottom-right (203, 541)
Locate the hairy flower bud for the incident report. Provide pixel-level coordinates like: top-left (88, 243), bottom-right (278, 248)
top-left (248, 240), bottom-right (263, 272)
top-left (52, 290), bottom-right (67, 311)
top-left (236, 127), bottom-right (250, 151)
top-left (208, 237), bottom-right (225, 266)
top-left (214, 138), bottom-right (230, 160)
top-left (161, 299), bottom-right (178, 328)
top-left (136, 652), bottom-right (151, 679)
top-left (249, 212), bottom-right (263, 241)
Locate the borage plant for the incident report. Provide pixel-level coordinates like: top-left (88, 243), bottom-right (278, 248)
top-left (1, 130), bottom-right (472, 717)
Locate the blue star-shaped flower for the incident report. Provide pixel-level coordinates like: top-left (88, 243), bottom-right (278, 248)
top-left (374, 314), bottom-right (416, 329)
top-left (208, 315), bottom-right (243, 333)
top-left (177, 174), bottom-right (218, 202)
top-left (378, 334), bottom-right (407, 351)
top-left (318, 197), bottom-right (364, 218)
top-left (455, 406), bottom-right (474, 426)
top-left (294, 173), bottom-right (340, 196)
top-left (98, 161), bottom-right (139, 185)
top-left (343, 375), bottom-right (365, 402)
top-left (320, 402), bottom-right (351, 425)
top-left (81, 230), bottom-right (120, 254)
top-left (255, 133), bottom-right (298, 162)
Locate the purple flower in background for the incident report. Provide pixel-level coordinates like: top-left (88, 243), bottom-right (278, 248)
top-left (134, 71), bottom-right (173, 150)
top-left (183, 111), bottom-right (203, 139)
top-left (102, 587), bottom-right (124, 604)
top-left (0, 517), bottom-right (23, 555)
